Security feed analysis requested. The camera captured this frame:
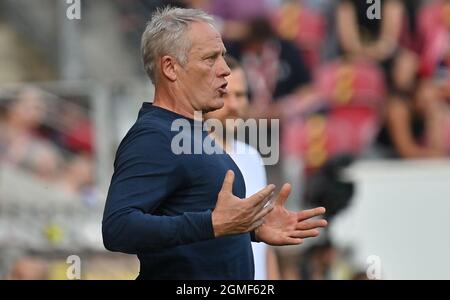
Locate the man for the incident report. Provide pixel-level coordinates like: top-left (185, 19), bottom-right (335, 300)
top-left (205, 55), bottom-right (281, 279)
top-left (102, 7), bottom-right (327, 280)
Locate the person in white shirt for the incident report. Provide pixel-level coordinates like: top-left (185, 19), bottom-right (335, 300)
top-left (205, 55), bottom-right (281, 279)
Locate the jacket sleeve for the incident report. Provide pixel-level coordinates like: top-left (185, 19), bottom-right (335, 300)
top-left (102, 126), bottom-right (215, 254)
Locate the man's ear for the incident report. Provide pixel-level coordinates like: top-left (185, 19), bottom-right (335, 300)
top-left (160, 55), bottom-right (177, 82)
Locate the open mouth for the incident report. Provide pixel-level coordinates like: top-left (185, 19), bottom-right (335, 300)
top-left (218, 82), bottom-right (228, 95)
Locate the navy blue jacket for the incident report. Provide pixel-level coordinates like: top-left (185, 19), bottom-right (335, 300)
top-left (102, 103), bottom-right (254, 279)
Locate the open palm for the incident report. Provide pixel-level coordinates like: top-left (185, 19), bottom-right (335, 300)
top-left (255, 183), bottom-right (328, 246)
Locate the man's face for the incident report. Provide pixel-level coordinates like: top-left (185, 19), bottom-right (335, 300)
top-left (175, 22), bottom-right (231, 113)
top-left (206, 67), bottom-right (249, 130)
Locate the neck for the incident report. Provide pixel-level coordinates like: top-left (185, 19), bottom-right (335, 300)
top-left (153, 84), bottom-right (202, 121)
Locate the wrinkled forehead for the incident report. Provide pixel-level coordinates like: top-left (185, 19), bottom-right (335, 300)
top-left (187, 22), bottom-right (226, 53)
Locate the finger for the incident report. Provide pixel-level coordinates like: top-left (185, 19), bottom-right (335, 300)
top-left (249, 219), bottom-right (264, 232)
top-left (220, 170), bottom-right (235, 193)
top-left (275, 183), bottom-right (291, 207)
top-left (297, 207), bottom-right (326, 221)
top-left (247, 184), bottom-right (276, 207)
top-left (252, 198), bottom-right (276, 221)
top-left (289, 229), bottom-right (320, 239)
top-left (296, 219), bottom-right (328, 231)
top-left (255, 191), bottom-right (274, 211)
top-left (281, 237), bottom-right (304, 245)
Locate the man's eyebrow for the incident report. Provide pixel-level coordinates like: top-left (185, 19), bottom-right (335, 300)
top-left (202, 48), bottom-right (225, 58)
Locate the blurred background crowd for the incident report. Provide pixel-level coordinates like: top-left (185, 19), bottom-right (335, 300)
top-left (1, 0), bottom-right (450, 280)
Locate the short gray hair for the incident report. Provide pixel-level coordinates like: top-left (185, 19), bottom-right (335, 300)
top-left (141, 6), bottom-right (215, 83)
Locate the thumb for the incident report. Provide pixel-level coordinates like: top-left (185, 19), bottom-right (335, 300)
top-left (220, 170), bottom-right (235, 193)
top-left (276, 183), bottom-right (291, 207)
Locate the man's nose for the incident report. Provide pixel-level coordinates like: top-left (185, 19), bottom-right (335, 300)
top-left (218, 56), bottom-right (231, 77)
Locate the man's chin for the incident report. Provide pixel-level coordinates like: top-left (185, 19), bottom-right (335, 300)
top-left (204, 98), bottom-right (224, 113)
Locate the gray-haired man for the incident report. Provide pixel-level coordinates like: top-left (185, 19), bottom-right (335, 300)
top-left (102, 7), bottom-right (327, 279)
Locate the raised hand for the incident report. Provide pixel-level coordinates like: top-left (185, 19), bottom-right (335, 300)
top-left (212, 170), bottom-right (276, 237)
top-left (255, 183), bottom-right (328, 246)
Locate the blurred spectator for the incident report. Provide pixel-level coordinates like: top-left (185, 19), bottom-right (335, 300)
top-left (56, 102), bottom-right (94, 155)
top-left (205, 55), bottom-right (281, 280)
top-left (378, 78), bottom-right (450, 158)
top-left (227, 18), bottom-right (320, 121)
top-left (226, 18), bottom-right (322, 215)
top-left (337, 0), bottom-right (403, 60)
top-left (376, 0), bottom-right (450, 158)
top-left (0, 86), bottom-right (97, 190)
top-left (335, 0), bottom-right (450, 158)
top-left (271, 0), bottom-right (329, 69)
top-left (283, 58), bottom-right (386, 169)
top-left (0, 87), bottom-right (62, 180)
top-left (0, 87), bottom-right (47, 142)
top-left (336, 0), bottom-right (420, 94)
top-left (58, 154), bottom-right (95, 197)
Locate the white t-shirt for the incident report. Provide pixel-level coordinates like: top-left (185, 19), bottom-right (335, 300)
top-left (227, 140), bottom-right (268, 280)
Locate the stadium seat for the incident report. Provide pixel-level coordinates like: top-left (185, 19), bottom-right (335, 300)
top-left (282, 59), bottom-right (386, 169)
